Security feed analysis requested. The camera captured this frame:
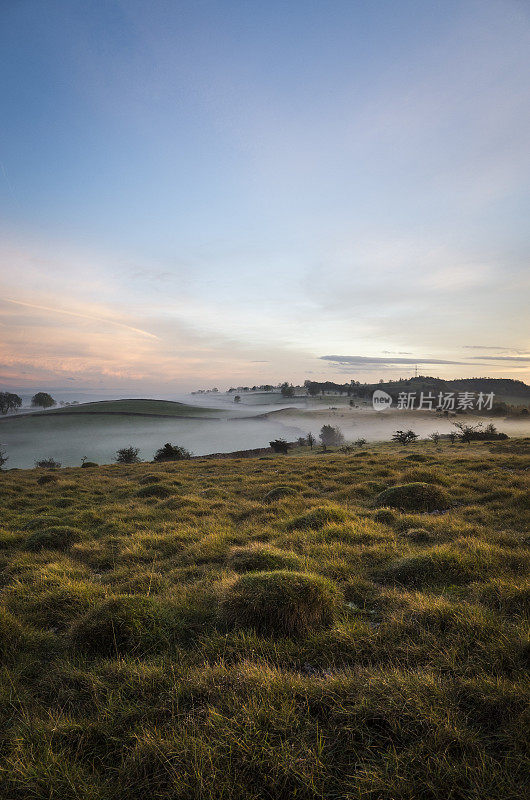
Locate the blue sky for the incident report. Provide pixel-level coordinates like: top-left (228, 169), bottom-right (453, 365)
top-left (1, 0), bottom-right (529, 394)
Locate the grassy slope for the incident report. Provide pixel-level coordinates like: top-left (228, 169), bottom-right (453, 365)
top-left (43, 399), bottom-right (219, 416)
top-left (0, 440), bottom-right (529, 799)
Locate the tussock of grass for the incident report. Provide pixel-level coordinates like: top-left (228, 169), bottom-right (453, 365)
top-left (69, 595), bottom-right (174, 656)
top-left (285, 504), bottom-right (349, 530)
top-left (227, 543), bottom-right (302, 572)
top-left (136, 484), bottom-right (173, 499)
top-left (220, 570), bottom-right (340, 636)
top-left (263, 485), bottom-right (298, 502)
top-left (25, 526), bottom-right (81, 551)
top-left (374, 481), bottom-right (450, 512)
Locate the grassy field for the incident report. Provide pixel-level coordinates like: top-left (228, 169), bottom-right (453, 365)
top-left (42, 399), bottom-right (220, 417)
top-left (0, 439), bottom-right (529, 798)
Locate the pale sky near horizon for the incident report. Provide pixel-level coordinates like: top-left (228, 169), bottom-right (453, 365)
top-left (1, 0), bottom-right (529, 396)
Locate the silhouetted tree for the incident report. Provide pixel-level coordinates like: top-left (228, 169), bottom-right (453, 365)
top-left (280, 382), bottom-right (295, 398)
top-left (153, 443), bottom-right (192, 461)
top-left (31, 392), bottom-right (56, 409)
top-left (319, 425), bottom-right (344, 448)
top-left (0, 447), bottom-right (7, 469)
top-left (307, 432), bottom-right (315, 449)
top-left (234, 395), bottom-right (241, 403)
top-left (0, 392), bottom-right (22, 414)
top-left (115, 446), bottom-right (141, 464)
top-left (269, 439), bottom-right (290, 454)
top-left (392, 430), bottom-right (418, 445)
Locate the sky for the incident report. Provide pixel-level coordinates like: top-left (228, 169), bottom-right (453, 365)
top-left (1, 0), bottom-right (529, 397)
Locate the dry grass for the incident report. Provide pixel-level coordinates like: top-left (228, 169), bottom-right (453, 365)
top-left (0, 438), bottom-right (528, 798)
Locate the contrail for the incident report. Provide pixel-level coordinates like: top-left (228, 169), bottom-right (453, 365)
top-left (3, 298), bottom-right (160, 340)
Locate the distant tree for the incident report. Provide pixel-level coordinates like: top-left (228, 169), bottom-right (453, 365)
top-left (280, 382), bottom-right (295, 398)
top-left (31, 392), bottom-right (56, 409)
top-left (297, 436), bottom-right (307, 446)
top-left (115, 446), bottom-right (141, 464)
top-left (429, 431), bottom-right (441, 445)
top-left (234, 395), bottom-right (241, 403)
top-left (153, 443), bottom-right (192, 462)
top-left (35, 457), bottom-right (61, 469)
top-left (392, 430), bottom-right (418, 445)
top-left (319, 425), bottom-right (345, 448)
top-left (269, 439), bottom-right (290, 454)
top-left (448, 431), bottom-right (457, 445)
top-left (0, 446), bottom-right (7, 469)
top-left (355, 438), bottom-right (367, 448)
top-left (0, 392), bottom-right (22, 414)
top-left (304, 381), bottom-right (320, 397)
top-left (306, 432), bottom-right (315, 450)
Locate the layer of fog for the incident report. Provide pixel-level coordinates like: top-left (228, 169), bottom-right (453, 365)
top-left (1, 400), bottom-right (528, 470)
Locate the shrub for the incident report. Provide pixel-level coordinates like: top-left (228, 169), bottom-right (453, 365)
top-left (115, 446), bottom-right (141, 464)
top-left (153, 443), bottom-right (192, 462)
top-left (136, 484), bottom-right (172, 499)
top-left (263, 485), bottom-right (297, 502)
top-left (35, 458), bottom-right (61, 469)
top-left (69, 595), bottom-right (171, 656)
top-left (25, 526), bottom-right (81, 551)
top-left (269, 439), bottom-right (290, 454)
top-left (374, 482), bottom-right (450, 512)
top-left (319, 425), bottom-right (344, 448)
top-left (227, 544), bottom-right (302, 573)
top-left (37, 473), bottom-right (58, 485)
top-left (220, 570), bottom-right (339, 636)
top-left (286, 505), bottom-right (349, 530)
top-left (392, 430), bottom-right (418, 445)
top-left (0, 446), bottom-right (7, 469)
top-left (81, 461), bottom-right (98, 468)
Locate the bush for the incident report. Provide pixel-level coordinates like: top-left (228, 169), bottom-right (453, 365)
top-left (136, 484), bottom-right (172, 499)
top-left (227, 544), bottom-right (302, 573)
top-left (374, 482), bottom-right (450, 512)
top-left (69, 595), bottom-right (172, 656)
top-left (115, 446), bottom-right (140, 464)
top-left (263, 486), bottom-right (297, 502)
top-left (25, 526), bottom-right (81, 551)
top-left (286, 505), bottom-right (349, 530)
top-left (35, 458), bottom-right (61, 469)
top-left (220, 570), bottom-right (340, 636)
top-left (319, 425), bottom-right (344, 448)
top-left (153, 443), bottom-right (192, 462)
top-left (392, 430), bottom-right (418, 445)
top-left (269, 439), bottom-right (290, 454)
top-left (80, 461), bottom-right (98, 468)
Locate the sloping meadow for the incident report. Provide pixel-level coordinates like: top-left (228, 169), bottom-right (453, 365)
top-left (0, 440), bottom-right (529, 799)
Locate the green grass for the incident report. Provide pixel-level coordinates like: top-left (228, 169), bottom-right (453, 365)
top-left (0, 438), bottom-right (528, 798)
top-left (43, 398), bottom-right (220, 417)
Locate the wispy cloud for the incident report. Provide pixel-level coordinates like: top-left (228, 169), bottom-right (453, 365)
top-left (3, 298), bottom-right (160, 340)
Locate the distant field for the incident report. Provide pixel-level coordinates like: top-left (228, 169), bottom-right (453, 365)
top-left (0, 439), bottom-right (528, 798)
top-left (43, 398), bottom-right (220, 417)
